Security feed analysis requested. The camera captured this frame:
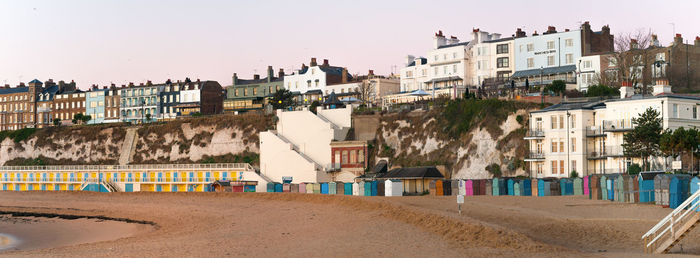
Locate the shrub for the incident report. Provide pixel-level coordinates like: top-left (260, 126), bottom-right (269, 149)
top-left (570, 170), bottom-right (579, 178)
top-left (0, 128), bottom-right (37, 143)
top-left (486, 163), bottom-right (502, 177)
top-left (515, 115), bottom-right (524, 125)
top-left (628, 163), bottom-right (642, 175)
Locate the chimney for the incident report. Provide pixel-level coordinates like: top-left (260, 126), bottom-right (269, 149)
top-left (4, 84), bottom-right (9, 89)
top-left (322, 59), bottom-right (329, 67)
top-left (301, 63), bottom-right (307, 71)
top-left (368, 70), bottom-right (374, 76)
top-left (545, 26), bottom-right (557, 34)
top-left (652, 79), bottom-right (672, 96)
top-left (434, 30), bottom-right (446, 49)
top-left (620, 81), bottom-right (634, 99)
top-left (695, 36), bottom-right (700, 47)
top-left (651, 34), bottom-right (660, 47)
top-left (515, 28), bottom-right (526, 38)
top-left (232, 73), bottom-right (238, 86)
top-left (674, 33), bottom-right (683, 46)
top-left (447, 36), bottom-right (459, 45)
top-left (103, 86), bottom-right (107, 89)
top-left (310, 57), bottom-right (318, 66)
top-left (601, 25), bottom-right (610, 35)
top-left (278, 68), bottom-right (285, 78)
top-left (341, 68), bottom-right (348, 83)
top-left (406, 55), bottom-right (416, 66)
top-left (253, 74), bottom-right (260, 80)
top-left (565, 29), bottom-right (570, 32)
top-left (532, 30), bottom-right (539, 36)
top-left (581, 21), bottom-right (591, 31)
top-left (267, 66), bottom-right (274, 82)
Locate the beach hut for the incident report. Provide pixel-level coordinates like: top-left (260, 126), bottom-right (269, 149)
top-left (435, 180), bottom-right (444, 196)
top-left (465, 180), bottom-right (474, 196)
top-left (274, 183), bottom-right (283, 193)
top-left (353, 182), bottom-right (360, 196)
top-left (328, 182), bottom-right (337, 194)
top-left (654, 174), bottom-right (672, 206)
top-left (522, 179), bottom-right (532, 196)
top-left (513, 180), bottom-right (521, 196)
top-left (632, 175), bottom-right (640, 203)
top-left (266, 182), bottom-right (275, 193)
top-left (371, 181), bottom-right (379, 196)
top-left (479, 180), bottom-right (487, 195)
top-left (583, 176), bottom-right (589, 196)
top-left (364, 182), bottom-right (372, 196)
top-left (377, 167), bottom-right (445, 195)
top-left (537, 179), bottom-right (546, 196)
top-left (691, 177), bottom-right (700, 211)
top-left (492, 178), bottom-right (506, 196)
top-left (589, 175), bottom-right (602, 200)
top-left (377, 180), bottom-right (385, 196)
top-left (358, 182), bottom-right (365, 196)
top-left (637, 172), bottom-right (662, 203)
top-left (304, 183), bottom-right (312, 193)
top-left (313, 183), bottom-right (321, 194)
top-left (615, 175), bottom-right (627, 202)
top-left (429, 180), bottom-right (437, 196)
top-left (334, 182), bottom-right (343, 195)
top-left (485, 180), bottom-right (492, 196)
top-left (442, 180), bottom-right (452, 196)
top-left (451, 180), bottom-right (459, 196)
top-left (344, 183), bottom-right (352, 195)
top-left (600, 175), bottom-right (608, 200)
top-left (550, 178), bottom-right (561, 196)
top-left (507, 179), bottom-right (515, 196)
top-left (669, 175), bottom-right (692, 209)
top-left (299, 183), bottom-right (307, 193)
top-left (320, 183), bottom-right (329, 194)
top-left (290, 183), bottom-right (299, 193)
top-left (558, 179), bottom-right (568, 196)
top-left (531, 179), bottom-right (538, 197)
top-left (385, 180), bottom-right (403, 196)
top-left (573, 178), bottom-right (583, 195)
top-left (283, 183), bottom-right (291, 192)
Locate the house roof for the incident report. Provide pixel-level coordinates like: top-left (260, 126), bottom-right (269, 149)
top-left (373, 160), bottom-right (388, 174)
top-left (511, 65), bottom-right (577, 78)
top-left (29, 79), bottom-right (42, 84)
top-left (298, 65), bottom-right (352, 80)
top-left (483, 37), bottom-right (514, 43)
top-left (407, 57), bottom-right (428, 67)
top-left (0, 87), bottom-right (29, 95)
top-left (531, 101), bottom-right (605, 113)
top-left (437, 41), bottom-right (470, 49)
top-left (378, 166), bottom-right (445, 179)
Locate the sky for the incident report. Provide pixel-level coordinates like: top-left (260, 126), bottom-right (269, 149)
top-left (0, 0), bottom-right (699, 89)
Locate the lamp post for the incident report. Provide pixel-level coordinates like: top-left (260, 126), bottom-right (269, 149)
top-left (141, 99), bottom-right (145, 124)
top-left (540, 67), bottom-right (544, 105)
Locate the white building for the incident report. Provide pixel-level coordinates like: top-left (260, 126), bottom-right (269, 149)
top-left (576, 54), bottom-right (614, 92)
top-left (259, 105), bottom-right (360, 183)
top-left (525, 79), bottom-right (700, 178)
top-left (399, 56), bottom-right (429, 92)
top-left (283, 58), bottom-right (349, 95)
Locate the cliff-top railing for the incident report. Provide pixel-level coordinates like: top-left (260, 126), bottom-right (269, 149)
top-left (0, 163), bottom-right (255, 171)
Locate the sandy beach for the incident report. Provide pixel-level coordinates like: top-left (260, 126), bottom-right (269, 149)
top-left (0, 191), bottom-right (697, 257)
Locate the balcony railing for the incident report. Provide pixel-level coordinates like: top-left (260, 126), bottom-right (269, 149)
top-left (524, 130), bottom-right (545, 138)
top-left (603, 119), bottom-right (634, 132)
top-left (588, 147), bottom-right (625, 159)
top-left (525, 152), bottom-right (546, 160)
top-left (586, 127), bottom-right (606, 137)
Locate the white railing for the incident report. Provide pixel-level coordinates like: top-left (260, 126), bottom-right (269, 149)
top-left (0, 177), bottom-right (240, 183)
top-left (0, 163), bottom-right (255, 172)
top-left (642, 183), bottom-right (700, 253)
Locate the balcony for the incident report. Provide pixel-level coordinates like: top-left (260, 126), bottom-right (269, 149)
top-left (524, 130), bottom-right (545, 139)
top-left (603, 119), bottom-right (634, 132)
top-left (586, 127), bottom-right (606, 137)
top-left (587, 147), bottom-right (625, 160)
top-left (524, 152), bottom-right (546, 161)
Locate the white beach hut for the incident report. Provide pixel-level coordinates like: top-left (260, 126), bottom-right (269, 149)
top-left (385, 179), bottom-right (404, 197)
top-left (353, 182), bottom-right (360, 196)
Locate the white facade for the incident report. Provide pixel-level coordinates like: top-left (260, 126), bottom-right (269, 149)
top-left (576, 55), bottom-right (603, 91)
top-left (259, 106), bottom-right (353, 184)
top-left (284, 66), bottom-right (328, 94)
top-left (514, 30), bottom-right (582, 71)
top-left (525, 82), bottom-right (700, 178)
top-left (399, 56), bottom-right (429, 92)
top-left (179, 86), bottom-right (200, 104)
top-left (325, 82), bottom-right (359, 96)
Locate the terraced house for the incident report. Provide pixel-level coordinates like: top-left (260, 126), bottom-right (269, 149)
top-left (120, 82), bottom-right (161, 123)
top-left (225, 66), bottom-right (285, 113)
top-left (0, 80), bottom-right (40, 130)
top-left (52, 84), bottom-right (86, 125)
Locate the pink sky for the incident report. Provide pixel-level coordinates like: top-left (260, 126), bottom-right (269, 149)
top-left (0, 0), bottom-right (698, 89)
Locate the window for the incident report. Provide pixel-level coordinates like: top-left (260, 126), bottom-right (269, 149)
top-left (90, 102), bottom-right (97, 108)
top-left (565, 38), bottom-right (573, 47)
top-left (571, 160), bottom-right (577, 173)
top-left (547, 55), bottom-right (555, 66)
top-left (496, 44), bottom-right (508, 54)
top-left (570, 114), bottom-right (576, 128)
top-left (559, 140), bottom-right (564, 152)
top-left (547, 41), bottom-right (555, 49)
top-left (571, 138), bottom-right (576, 152)
top-left (673, 104), bottom-right (678, 118)
top-left (552, 161), bottom-right (558, 174)
top-left (342, 150), bottom-right (348, 164)
top-left (694, 106), bottom-right (697, 119)
top-left (253, 88), bottom-right (257, 95)
top-left (559, 115), bottom-right (564, 129)
top-left (434, 55), bottom-right (438, 61)
top-left (358, 150), bottom-right (364, 163)
top-left (453, 65), bottom-right (457, 73)
top-left (551, 115), bottom-right (557, 129)
top-left (527, 58), bottom-right (534, 68)
top-left (527, 43), bottom-right (534, 52)
top-left (560, 160), bottom-right (565, 174)
top-left (519, 45), bottom-right (524, 53)
top-left (406, 71), bottom-right (413, 77)
top-left (551, 141), bottom-right (557, 152)
top-left (350, 150), bottom-right (357, 163)
top-left (434, 67), bottom-right (438, 75)
top-left (453, 52), bottom-right (457, 59)
top-left (443, 66), bottom-right (447, 74)
top-left (566, 54), bottom-right (573, 64)
top-left (583, 60), bottom-right (592, 69)
top-left (497, 57), bottom-right (509, 68)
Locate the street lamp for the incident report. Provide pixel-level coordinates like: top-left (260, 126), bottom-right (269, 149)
top-left (540, 67), bottom-right (544, 105)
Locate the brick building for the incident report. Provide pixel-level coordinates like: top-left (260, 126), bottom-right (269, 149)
top-left (52, 84), bottom-right (86, 125)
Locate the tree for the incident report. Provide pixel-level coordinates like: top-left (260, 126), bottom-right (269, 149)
top-left (72, 113), bottom-right (84, 125)
top-left (628, 163), bottom-right (642, 175)
top-left (309, 100), bottom-right (320, 114)
top-left (610, 29), bottom-right (654, 94)
top-left (357, 80), bottom-right (376, 107)
top-left (660, 127), bottom-right (700, 171)
top-left (145, 113), bottom-right (152, 121)
top-left (270, 88), bottom-right (294, 110)
top-left (81, 115), bottom-right (91, 124)
top-left (52, 118), bottom-right (61, 126)
top-left (584, 84), bottom-right (620, 97)
top-left (545, 80), bottom-right (566, 96)
top-left (622, 107), bottom-right (662, 171)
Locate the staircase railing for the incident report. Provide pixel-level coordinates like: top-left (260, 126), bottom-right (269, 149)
top-left (270, 131), bottom-right (324, 171)
top-left (642, 183), bottom-right (700, 253)
top-left (316, 112), bottom-right (341, 130)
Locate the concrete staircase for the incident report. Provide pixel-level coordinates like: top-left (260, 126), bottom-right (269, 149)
top-left (119, 128), bottom-right (138, 165)
top-left (643, 183), bottom-right (700, 254)
top-left (269, 130), bottom-right (324, 172)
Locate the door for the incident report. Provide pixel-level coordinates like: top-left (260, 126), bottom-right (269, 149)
top-left (125, 184), bottom-right (133, 192)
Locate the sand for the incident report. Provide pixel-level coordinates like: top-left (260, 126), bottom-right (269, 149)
top-left (0, 191), bottom-right (697, 257)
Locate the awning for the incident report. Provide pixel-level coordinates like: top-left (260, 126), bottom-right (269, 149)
top-left (511, 65), bottom-right (577, 78)
top-left (423, 76), bottom-right (462, 84)
top-left (410, 89), bottom-right (430, 96)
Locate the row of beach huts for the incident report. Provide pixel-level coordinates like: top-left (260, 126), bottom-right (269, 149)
top-left (256, 172), bottom-right (700, 209)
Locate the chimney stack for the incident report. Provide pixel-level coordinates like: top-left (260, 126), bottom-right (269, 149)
top-left (368, 70), bottom-right (374, 76)
top-left (545, 26), bottom-right (557, 34)
top-left (620, 81), bottom-right (634, 99)
top-left (651, 34), bottom-right (660, 47)
top-left (630, 39), bottom-right (639, 49)
top-left (532, 30), bottom-right (539, 36)
top-left (695, 36), bottom-right (700, 47)
top-left (653, 79), bottom-right (672, 96)
top-left (434, 30), bottom-right (446, 49)
top-left (310, 57), bottom-right (317, 66)
top-left (301, 63), bottom-right (307, 71)
top-left (515, 28), bottom-right (526, 38)
top-left (232, 73), bottom-right (238, 86)
top-left (267, 66), bottom-right (274, 82)
top-left (341, 68), bottom-right (348, 84)
top-left (322, 59), bottom-right (329, 66)
top-left (674, 33), bottom-right (683, 46)
top-left (278, 68), bottom-right (285, 78)
top-left (253, 74), bottom-right (260, 80)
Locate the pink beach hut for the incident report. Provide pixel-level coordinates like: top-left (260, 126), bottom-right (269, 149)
top-left (298, 183), bottom-right (306, 193)
top-left (583, 176), bottom-right (589, 196)
top-left (465, 180), bottom-right (474, 196)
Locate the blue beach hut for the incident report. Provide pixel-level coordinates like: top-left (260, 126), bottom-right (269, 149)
top-left (669, 175), bottom-right (692, 209)
top-left (344, 183), bottom-right (353, 195)
top-left (321, 183), bottom-right (329, 194)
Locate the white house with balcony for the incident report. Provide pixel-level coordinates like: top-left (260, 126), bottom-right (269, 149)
top-left (525, 79), bottom-right (700, 178)
top-left (259, 105), bottom-right (362, 183)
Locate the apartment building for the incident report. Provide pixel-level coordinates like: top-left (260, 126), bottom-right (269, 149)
top-left (525, 79), bottom-right (700, 178)
top-left (51, 82), bottom-right (85, 125)
top-left (0, 80), bottom-right (40, 130)
top-left (120, 82), bottom-right (162, 123)
top-left (85, 86), bottom-right (107, 124)
top-left (104, 85), bottom-right (121, 123)
top-left (175, 79), bottom-right (223, 116)
top-left (225, 66), bottom-right (285, 113)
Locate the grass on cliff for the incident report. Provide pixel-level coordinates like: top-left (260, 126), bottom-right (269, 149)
top-left (0, 128), bottom-right (37, 143)
top-left (440, 98), bottom-right (538, 139)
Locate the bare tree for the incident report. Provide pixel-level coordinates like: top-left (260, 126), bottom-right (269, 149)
top-left (610, 29), bottom-right (654, 94)
top-left (357, 80), bottom-right (376, 107)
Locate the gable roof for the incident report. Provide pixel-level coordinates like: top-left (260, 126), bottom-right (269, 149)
top-left (378, 166), bottom-right (444, 179)
top-left (437, 41), bottom-right (470, 49)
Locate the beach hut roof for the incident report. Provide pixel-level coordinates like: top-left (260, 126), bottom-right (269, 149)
top-left (378, 166), bottom-right (444, 179)
top-left (638, 171), bottom-right (665, 180)
top-left (213, 180), bottom-right (231, 186)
